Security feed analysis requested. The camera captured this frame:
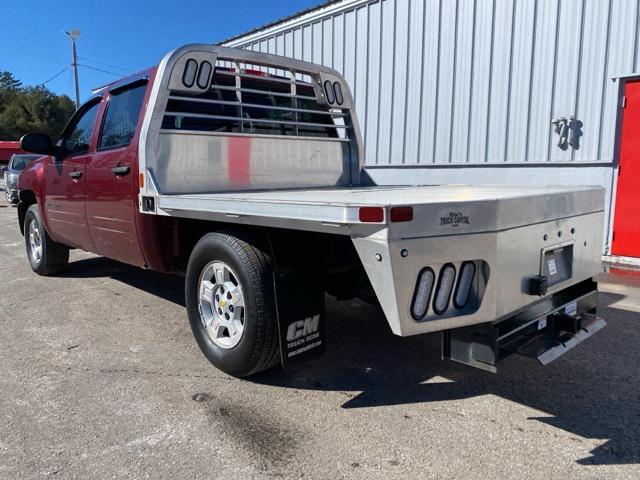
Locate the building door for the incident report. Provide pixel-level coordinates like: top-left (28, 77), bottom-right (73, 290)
top-left (612, 80), bottom-right (640, 257)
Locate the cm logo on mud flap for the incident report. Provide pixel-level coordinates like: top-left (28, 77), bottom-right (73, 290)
top-left (286, 314), bottom-right (320, 342)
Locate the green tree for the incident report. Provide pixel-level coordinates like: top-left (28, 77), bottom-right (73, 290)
top-left (0, 71), bottom-right (75, 141)
top-left (0, 71), bottom-right (22, 134)
top-left (0, 71), bottom-right (22, 91)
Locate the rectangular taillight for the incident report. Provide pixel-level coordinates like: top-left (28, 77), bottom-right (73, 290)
top-left (358, 206), bottom-right (384, 223)
top-left (390, 206), bottom-right (413, 223)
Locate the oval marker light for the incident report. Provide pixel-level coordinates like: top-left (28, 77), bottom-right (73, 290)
top-left (182, 58), bottom-right (198, 87)
top-left (324, 80), bottom-right (335, 104)
top-left (454, 261), bottom-right (476, 309)
top-left (433, 264), bottom-right (456, 314)
top-left (411, 267), bottom-right (435, 320)
top-left (196, 61), bottom-right (212, 89)
top-left (333, 81), bottom-right (344, 105)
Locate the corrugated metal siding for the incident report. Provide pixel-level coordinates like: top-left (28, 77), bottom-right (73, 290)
top-left (225, 0), bottom-right (640, 166)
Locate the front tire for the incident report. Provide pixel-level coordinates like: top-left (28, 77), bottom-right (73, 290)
top-left (24, 204), bottom-right (69, 276)
top-left (185, 232), bottom-right (280, 377)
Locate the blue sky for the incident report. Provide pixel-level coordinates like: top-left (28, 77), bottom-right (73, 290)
top-left (1, 0), bottom-right (322, 102)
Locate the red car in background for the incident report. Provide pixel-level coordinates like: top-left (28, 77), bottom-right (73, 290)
top-left (0, 141), bottom-right (26, 193)
top-left (0, 141), bottom-right (25, 167)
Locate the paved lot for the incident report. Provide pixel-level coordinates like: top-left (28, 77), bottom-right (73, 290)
top-left (0, 201), bottom-right (639, 479)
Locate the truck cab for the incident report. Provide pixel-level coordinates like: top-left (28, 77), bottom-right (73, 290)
top-left (18, 71), bottom-right (154, 267)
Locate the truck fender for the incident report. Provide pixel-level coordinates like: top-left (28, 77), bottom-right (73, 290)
top-left (17, 159), bottom-right (49, 236)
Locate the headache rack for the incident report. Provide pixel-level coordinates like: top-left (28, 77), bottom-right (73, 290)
top-left (139, 44), bottom-right (365, 198)
top-left (162, 61), bottom-right (350, 140)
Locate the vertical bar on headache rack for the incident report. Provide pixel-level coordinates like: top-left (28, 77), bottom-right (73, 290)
top-left (234, 60), bottom-right (243, 133)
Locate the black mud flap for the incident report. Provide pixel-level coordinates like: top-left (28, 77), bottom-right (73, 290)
top-left (273, 273), bottom-right (327, 367)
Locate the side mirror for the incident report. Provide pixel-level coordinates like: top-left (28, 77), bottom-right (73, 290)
top-left (20, 133), bottom-right (55, 155)
top-left (0, 166), bottom-right (7, 173)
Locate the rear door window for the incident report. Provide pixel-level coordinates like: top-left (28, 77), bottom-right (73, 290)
top-left (98, 82), bottom-right (147, 150)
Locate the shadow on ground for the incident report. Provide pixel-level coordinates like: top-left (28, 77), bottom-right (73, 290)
top-left (62, 256), bottom-right (186, 306)
top-left (61, 256), bottom-right (640, 466)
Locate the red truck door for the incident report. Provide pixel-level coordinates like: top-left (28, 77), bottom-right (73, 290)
top-left (85, 80), bottom-right (148, 266)
top-left (43, 99), bottom-right (101, 251)
top-left (612, 80), bottom-right (640, 257)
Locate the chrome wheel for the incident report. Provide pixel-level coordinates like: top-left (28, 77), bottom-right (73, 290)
top-left (28, 219), bottom-right (42, 264)
top-left (198, 261), bottom-right (245, 349)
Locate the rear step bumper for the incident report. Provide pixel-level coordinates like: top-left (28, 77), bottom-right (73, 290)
top-left (534, 315), bottom-right (606, 365)
top-left (442, 281), bottom-right (604, 372)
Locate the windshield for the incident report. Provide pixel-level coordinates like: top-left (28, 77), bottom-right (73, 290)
top-left (9, 154), bottom-right (40, 171)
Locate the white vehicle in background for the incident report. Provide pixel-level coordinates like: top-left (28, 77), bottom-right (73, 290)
top-left (18, 44), bottom-right (606, 377)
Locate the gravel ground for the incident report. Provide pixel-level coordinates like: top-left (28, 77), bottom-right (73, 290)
top-left (0, 200), bottom-right (638, 479)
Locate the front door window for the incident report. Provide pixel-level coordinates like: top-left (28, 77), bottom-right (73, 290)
top-left (61, 100), bottom-right (101, 156)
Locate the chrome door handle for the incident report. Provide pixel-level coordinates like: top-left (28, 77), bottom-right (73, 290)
top-left (111, 165), bottom-right (131, 176)
top-left (68, 170), bottom-right (82, 179)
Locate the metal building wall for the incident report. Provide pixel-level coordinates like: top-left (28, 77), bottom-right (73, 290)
top-left (224, 0), bottom-right (640, 252)
top-left (225, 0), bottom-right (640, 167)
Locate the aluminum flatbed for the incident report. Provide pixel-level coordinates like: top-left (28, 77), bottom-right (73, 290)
top-left (154, 184), bottom-right (603, 236)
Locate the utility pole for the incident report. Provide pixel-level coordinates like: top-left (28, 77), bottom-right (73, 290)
top-left (64, 29), bottom-right (81, 108)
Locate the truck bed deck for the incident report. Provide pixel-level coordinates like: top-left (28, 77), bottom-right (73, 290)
top-left (154, 184), bottom-right (603, 235)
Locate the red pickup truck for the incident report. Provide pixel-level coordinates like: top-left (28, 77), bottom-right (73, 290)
top-left (18, 44), bottom-right (606, 377)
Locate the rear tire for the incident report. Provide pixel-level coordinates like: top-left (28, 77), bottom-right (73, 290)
top-left (185, 232), bottom-right (280, 377)
top-left (24, 204), bottom-right (69, 276)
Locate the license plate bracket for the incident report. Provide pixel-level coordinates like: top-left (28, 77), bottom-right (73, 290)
top-left (541, 242), bottom-right (574, 288)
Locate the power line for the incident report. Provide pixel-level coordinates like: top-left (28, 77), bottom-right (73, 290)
top-left (77, 56), bottom-right (134, 73)
top-left (39, 67), bottom-right (69, 86)
top-left (78, 64), bottom-right (122, 77)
